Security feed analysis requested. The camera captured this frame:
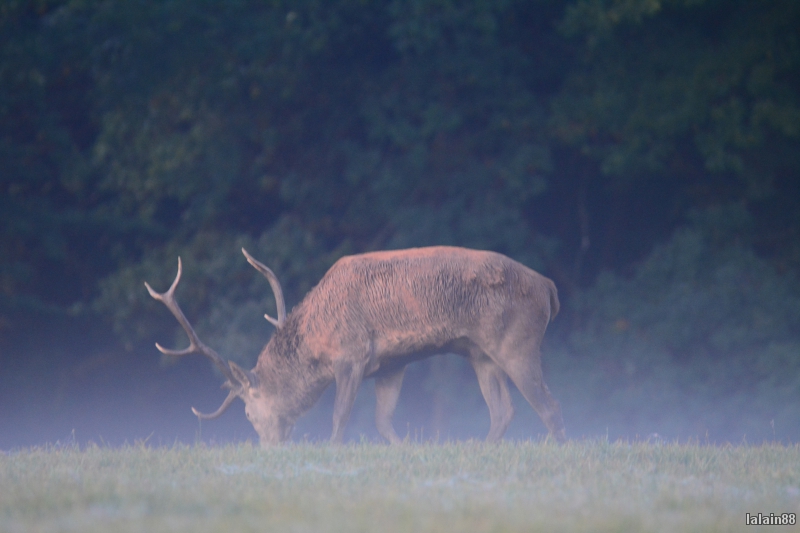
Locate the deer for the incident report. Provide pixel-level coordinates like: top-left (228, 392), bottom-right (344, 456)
top-left (145, 246), bottom-right (566, 445)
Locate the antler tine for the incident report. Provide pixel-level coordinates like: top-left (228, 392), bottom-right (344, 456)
top-left (241, 248), bottom-right (286, 328)
top-left (191, 389), bottom-right (239, 419)
top-left (144, 258), bottom-right (237, 384)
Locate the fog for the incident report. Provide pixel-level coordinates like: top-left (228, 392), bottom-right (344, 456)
top-left (2, 343), bottom-right (790, 450)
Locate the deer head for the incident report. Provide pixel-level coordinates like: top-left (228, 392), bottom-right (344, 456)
top-left (144, 248), bottom-right (289, 442)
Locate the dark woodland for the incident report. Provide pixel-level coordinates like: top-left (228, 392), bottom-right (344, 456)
top-left (1, 0), bottom-right (799, 448)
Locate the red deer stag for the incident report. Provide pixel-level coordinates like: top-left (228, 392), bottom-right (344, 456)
top-left (145, 246), bottom-right (566, 445)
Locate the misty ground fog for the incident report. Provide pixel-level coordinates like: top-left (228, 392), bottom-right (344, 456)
top-left (1, 328), bottom-right (793, 449)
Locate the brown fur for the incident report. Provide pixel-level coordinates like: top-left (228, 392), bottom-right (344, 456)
top-left (150, 246), bottom-right (566, 445)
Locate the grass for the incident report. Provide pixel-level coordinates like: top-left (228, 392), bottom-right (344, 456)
top-left (1, 440), bottom-right (799, 532)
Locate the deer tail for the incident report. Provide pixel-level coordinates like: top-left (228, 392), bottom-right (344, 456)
top-left (548, 279), bottom-right (560, 322)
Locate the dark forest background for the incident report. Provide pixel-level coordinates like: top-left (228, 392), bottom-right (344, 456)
top-left (1, 0), bottom-right (799, 448)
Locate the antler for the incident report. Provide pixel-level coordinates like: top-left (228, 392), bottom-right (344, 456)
top-left (145, 258), bottom-right (245, 418)
top-left (191, 362), bottom-right (252, 419)
top-left (241, 248), bottom-right (286, 328)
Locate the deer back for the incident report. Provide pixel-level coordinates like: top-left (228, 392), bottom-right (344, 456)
top-left (279, 246), bottom-right (558, 361)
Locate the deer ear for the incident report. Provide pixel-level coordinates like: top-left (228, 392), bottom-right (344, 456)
top-left (229, 361), bottom-right (253, 389)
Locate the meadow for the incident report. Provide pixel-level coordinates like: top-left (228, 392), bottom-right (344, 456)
top-left (1, 440), bottom-right (798, 532)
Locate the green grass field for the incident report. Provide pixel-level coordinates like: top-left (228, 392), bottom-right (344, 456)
top-left (1, 440), bottom-right (798, 532)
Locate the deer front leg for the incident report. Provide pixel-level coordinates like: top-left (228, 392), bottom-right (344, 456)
top-left (331, 359), bottom-right (368, 444)
top-left (374, 366), bottom-right (405, 444)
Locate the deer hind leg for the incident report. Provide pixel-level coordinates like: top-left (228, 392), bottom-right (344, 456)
top-left (469, 351), bottom-right (514, 442)
top-left (374, 366), bottom-right (405, 444)
top-left (492, 343), bottom-right (566, 443)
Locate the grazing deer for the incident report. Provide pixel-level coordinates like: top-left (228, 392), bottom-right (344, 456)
top-left (145, 246), bottom-right (566, 445)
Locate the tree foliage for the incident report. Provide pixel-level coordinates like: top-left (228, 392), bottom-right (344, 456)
top-left (556, 0), bottom-right (800, 182)
top-left (1, 0), bottom-right (798, 369)
top-left (573, 204), bottom-right (800, 372)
